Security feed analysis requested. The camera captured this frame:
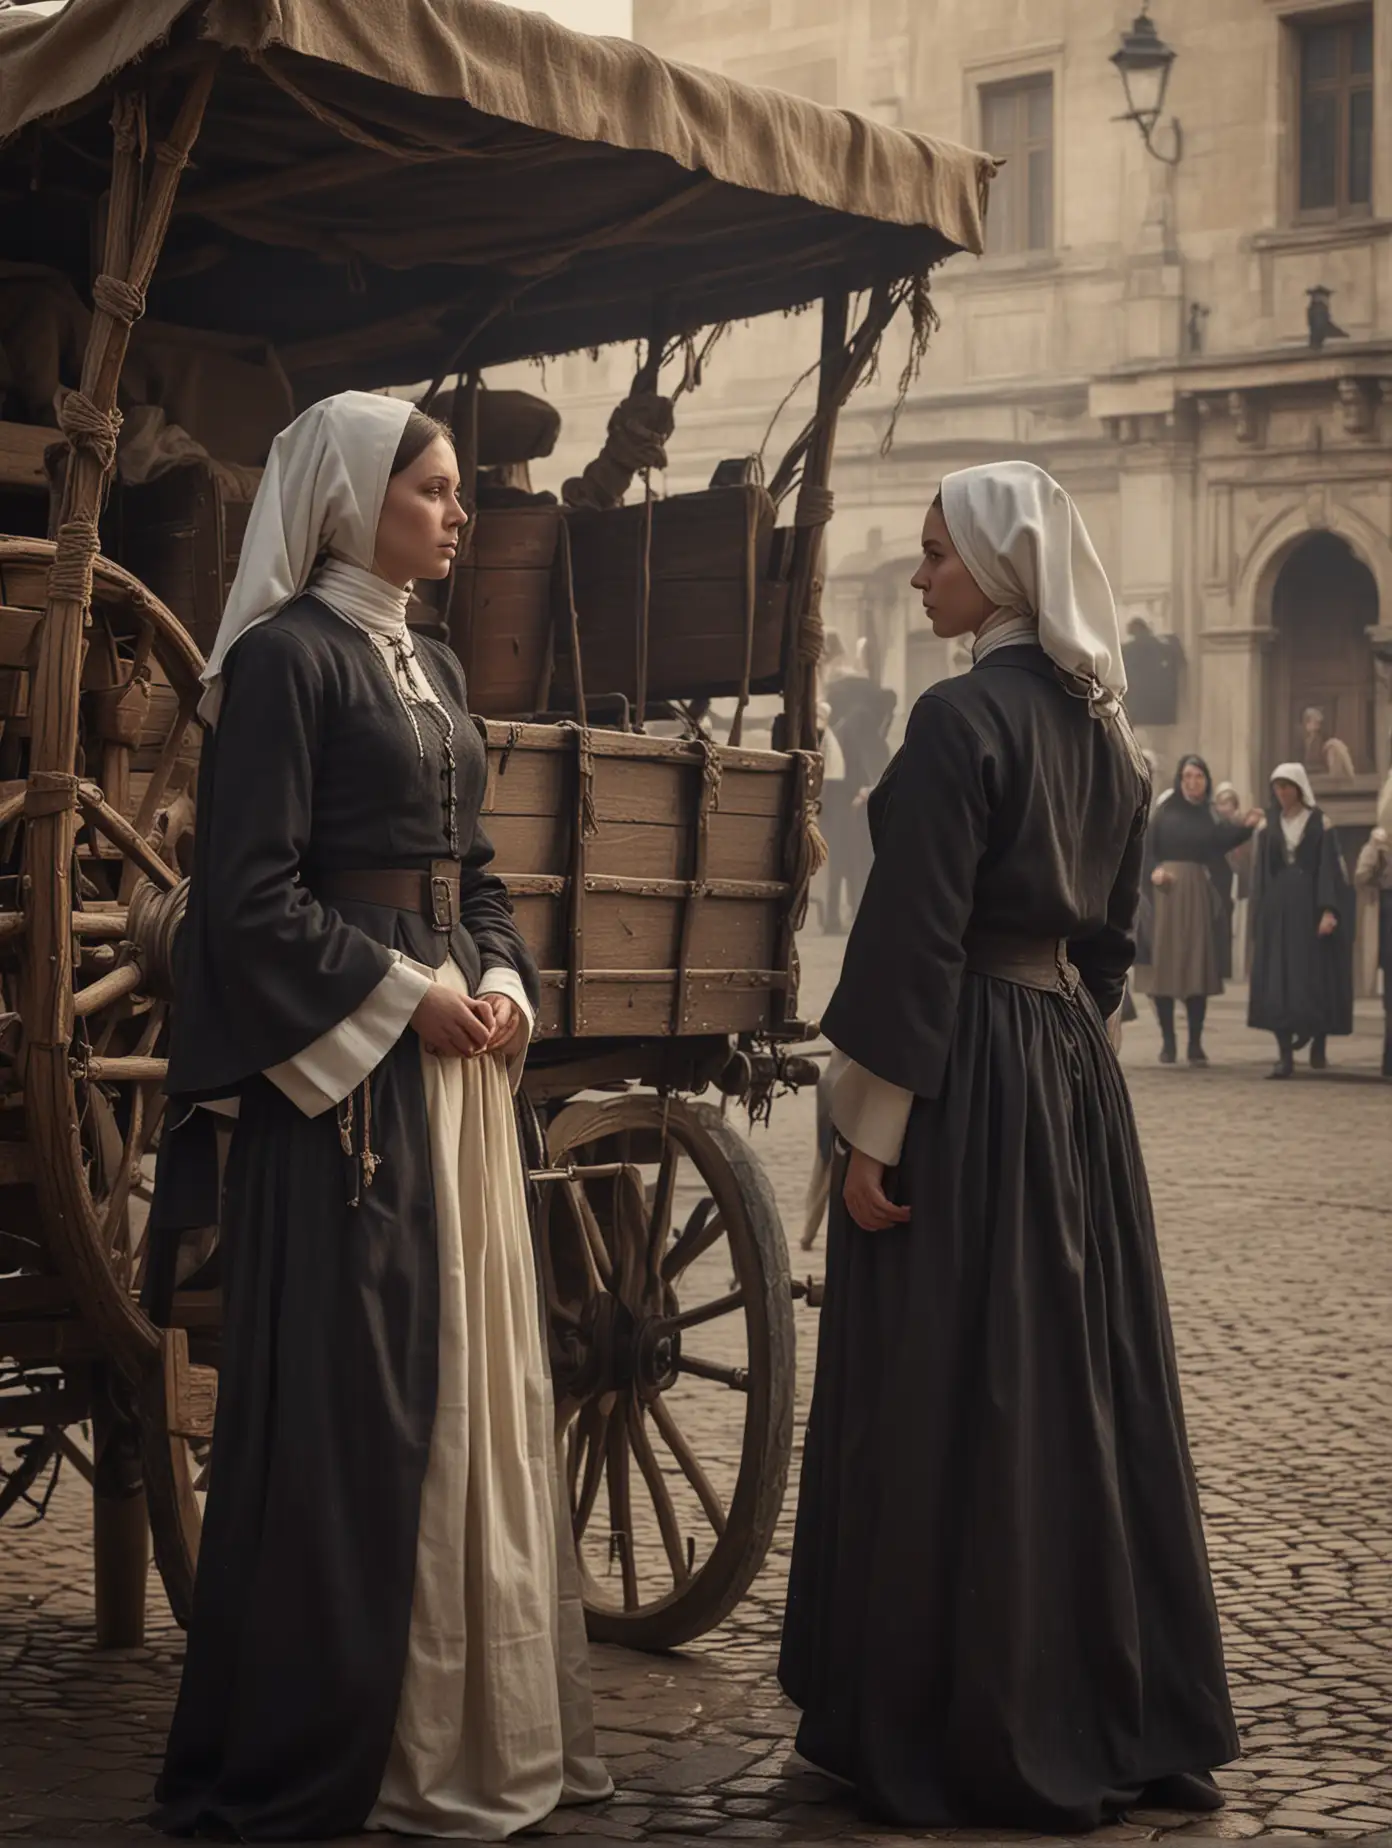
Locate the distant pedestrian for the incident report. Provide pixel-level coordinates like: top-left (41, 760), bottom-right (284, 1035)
top-left (1213, 782), bottom-right (1253, 980)
top-left (842, 685), bottom-right (896, 913)
top-left (1248, 763), bottom-right (1355, 1078)
top-left (1354, 822), bottom-right (1392, 1079)
top-left (1135, 756), bottom-right (1260, 1064)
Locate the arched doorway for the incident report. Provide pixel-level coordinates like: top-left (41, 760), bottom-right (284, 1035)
top-left (1265, 532), bottom-right (1378, 775)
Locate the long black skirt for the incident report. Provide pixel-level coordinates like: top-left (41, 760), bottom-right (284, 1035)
top-left (151, 1033), bottom-right (439, 1840)
top-left (778, 973), bottom-right (1239, 1831)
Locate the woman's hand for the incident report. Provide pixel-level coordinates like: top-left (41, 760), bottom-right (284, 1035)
top-left (483, 994), bottom-right (528, 1057)
top-left (1244, 808), bottom-right (1265, 828)
top-left (411, 986), bottom-right (494, 1058)
top-left (1318, 909), bottom-right (1338, 938)
top-left (843, 1147), bottom-right (911, 1231)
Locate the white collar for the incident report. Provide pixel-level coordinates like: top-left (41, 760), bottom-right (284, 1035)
top-left (310, 556), bottom-right (411, 638)
top-left (972, 609), bottom-right (1039, 664)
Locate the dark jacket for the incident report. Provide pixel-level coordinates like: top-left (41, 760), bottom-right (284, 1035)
top-left (822, 643), bottom-right (1149, 1098)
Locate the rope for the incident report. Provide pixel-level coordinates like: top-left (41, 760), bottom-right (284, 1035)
top-left (558, 721), bottom-right (599, 840)
top-left (784, 751), bottom-right (827, 932)
top-left (794, 484), bottom-right (835, 527)
top-left (795, 595), bottom-right (825, 667)
top-left (47, 517), bottom-right (101, 605)
top-left (697, 736), bottom-right (723, 814)
top-left (562, 392), bottom-right (674, 512)
top-left (152, 139), bottom-right (190, 173)
top-left (91, 273), bottom-right (146, 326)
top-left (57, 390), bottom-right (122, 474)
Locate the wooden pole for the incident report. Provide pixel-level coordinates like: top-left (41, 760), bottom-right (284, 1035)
top-left (92, 1368), bottom-right (149, 1650)
top-left (21, 61), bottom-right (219, 1396)
top-left (782, 291), bottom-right (848, 752)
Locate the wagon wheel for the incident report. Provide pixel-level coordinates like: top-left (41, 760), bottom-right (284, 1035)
top-left (542, 1093), bottom-right (795, 1649)
top-left (0, 538), bottom-right (212, 1623)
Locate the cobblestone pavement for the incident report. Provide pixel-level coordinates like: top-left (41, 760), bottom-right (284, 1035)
top-left (2, 930), bottom-right (1389, 1843)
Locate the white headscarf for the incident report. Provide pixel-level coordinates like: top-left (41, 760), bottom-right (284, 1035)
top-left (198, 391), bottom-right (414, 724)
top-left (1269, 761), bottom-right (1317, 850)
top-left (940, 461), bottom-right (1127, 721)
top-left (1269, 762), bottom-right (1316, 809)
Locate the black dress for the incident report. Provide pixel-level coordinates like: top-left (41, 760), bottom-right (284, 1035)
top-left (1248, 806), bottom-right (1354, 1042)
top-left (147, 599), bottom-right (538, 1840)
top-left (778, 644), bottom-right (1238, 1831)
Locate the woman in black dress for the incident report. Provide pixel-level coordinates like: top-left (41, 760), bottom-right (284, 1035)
top-left (779, 461), bottom-right (1238, 1831)
top-left (1248, 762), bottom-right (1355, 1078)
top-left (1138, 757), bottom-right (1259, 1065)
top-left (148, 392), bottom-right (609, 1838)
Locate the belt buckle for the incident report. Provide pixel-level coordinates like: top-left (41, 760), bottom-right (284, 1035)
top-left (428, 864), bottom-right (457, 934)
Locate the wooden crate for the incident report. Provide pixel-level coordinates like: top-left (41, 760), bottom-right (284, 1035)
top-left (117, 464), bottom-right (252, 656)
top-left (445, 506), bottom-right (563, 718)
top-left (478, 722), bottom-right (813, 1041)
top-left (564, 485), bottom-right (786, 706)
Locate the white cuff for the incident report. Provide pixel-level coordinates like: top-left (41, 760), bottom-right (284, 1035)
top-left (265, 954), bottom-right (433, 1118)
top-left (828, 1048), bottom-right (914, 1168)
top-left (477, 964), bottom-right (534, 1092)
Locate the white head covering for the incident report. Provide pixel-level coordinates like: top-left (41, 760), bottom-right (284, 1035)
top-left (198, 391), bottom-right (414, 723)
top-left (939, 461), bottom-right (1127, 721)
top-left (1269, 762), bottom-right (1316, 809)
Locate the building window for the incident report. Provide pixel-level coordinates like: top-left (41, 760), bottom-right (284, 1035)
top-left (1296, 9), bottom-right (1373, 218)
top-left (980, 75), bottom-right (1054, 255)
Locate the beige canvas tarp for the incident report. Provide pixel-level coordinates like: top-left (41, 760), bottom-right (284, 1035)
top-left (0, 0), bottom-right (994, 387)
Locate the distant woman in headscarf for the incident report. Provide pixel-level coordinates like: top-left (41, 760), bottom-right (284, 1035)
top-left (1248, 762), bottom-right (1355, 1078)
top-left (779, 462), bottom-right (1237, 1831)
top-left (149, 393), bottom-right (609, 1839)
top-left (1213, 782), bottom-right (1254, 981)
top-left (1136, 756), bottom-right (1260, 1064)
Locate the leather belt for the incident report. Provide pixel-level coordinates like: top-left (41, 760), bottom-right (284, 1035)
top-left (963, 929), bottom-right (1080, 996)
top-left (316, 860), bottom-right (462, 934)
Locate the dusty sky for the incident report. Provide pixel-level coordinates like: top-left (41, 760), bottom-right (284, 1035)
top-left (508, 0), bottom-right (633, 37)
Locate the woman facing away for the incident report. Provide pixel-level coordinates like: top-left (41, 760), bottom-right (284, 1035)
top-left (146, 392), bottom-right (611, 1839)
top-left (778, 461), bottom-right (1239, 1832)
top-left (1136, 756), bottom-right (1260, 1065)
top-left (1248, 763), bottom-right (1355, 1079)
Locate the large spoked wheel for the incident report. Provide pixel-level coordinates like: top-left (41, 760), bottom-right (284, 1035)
top-left (541, 1093), bottom-right (795, 1650)
top-left (0, 538), bottom-right (213, 1625)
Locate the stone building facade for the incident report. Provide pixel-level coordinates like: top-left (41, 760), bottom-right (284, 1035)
top-left (507, 0), bottom-right (1392, 832)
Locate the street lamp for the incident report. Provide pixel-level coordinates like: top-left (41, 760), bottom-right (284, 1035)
top-left (1111, 3), bottom-right (1182, 165)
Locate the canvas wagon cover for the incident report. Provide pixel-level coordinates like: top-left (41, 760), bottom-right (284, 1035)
top-left (0, 0), bottom-right (992, 385)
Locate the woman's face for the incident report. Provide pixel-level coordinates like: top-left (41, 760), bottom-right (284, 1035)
top-left (910, 504), bottom-right (996, 641)
top-left (1179, 762), bottom-right (1209, 805)
top-left (1273, 777), bottom-right (1305, 816)
top-left (1215, 790), bottom-right (1240, 819)
top-left (373, 434), bottom-right (466, 587)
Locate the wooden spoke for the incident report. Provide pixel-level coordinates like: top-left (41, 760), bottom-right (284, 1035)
top-left (73, 910), bottom-right (129, 940)
top-left (75, 782), bottom-right (179, 892)
top-left (670, 1288), bottom-right (744, 1333)
top-left (72, 959), bottom-right (144, 1018)
top-left (76, 1054), bottom-right (169, 1084)
top-left (122, 692), bottom-right (196, 903)
top-left (605, 1410), bottom-right (639, 1612)
top-left (627, 1398), bottom-right (689, 1586)
top-left (102, 1087), bottom-right (167, 1271)
top-left (572, 1400), bottom-right (610, 1540)
top-left (650, 1395), bottom-right (727, 1536)
top-left (645, 1138), bottom-right (679, 1286)
top-left (662, 1198), bottom-right (726, 1282)
top-left (562, 1176), bottom-right (613, 1291)
top-left (678, 1353), bottom-right (750, 1392)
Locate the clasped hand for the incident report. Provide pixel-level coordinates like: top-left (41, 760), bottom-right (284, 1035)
top-left (410, 986), bottom-right (527, 1059)
top-left (843, 1146), bottom-right (911, 1231)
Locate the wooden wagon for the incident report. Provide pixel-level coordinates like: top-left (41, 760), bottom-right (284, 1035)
top-left (0, 0), bottom-right (992, 1650)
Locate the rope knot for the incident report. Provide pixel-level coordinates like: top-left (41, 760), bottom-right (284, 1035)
top-left (57, 389), bottom-right (122, 473)
top-left (92, 273), bottom-right (147, 327)
top-left (794, 484), bottom-right (835, 528)
top-left (562, 392), bottom-right (675, 512)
